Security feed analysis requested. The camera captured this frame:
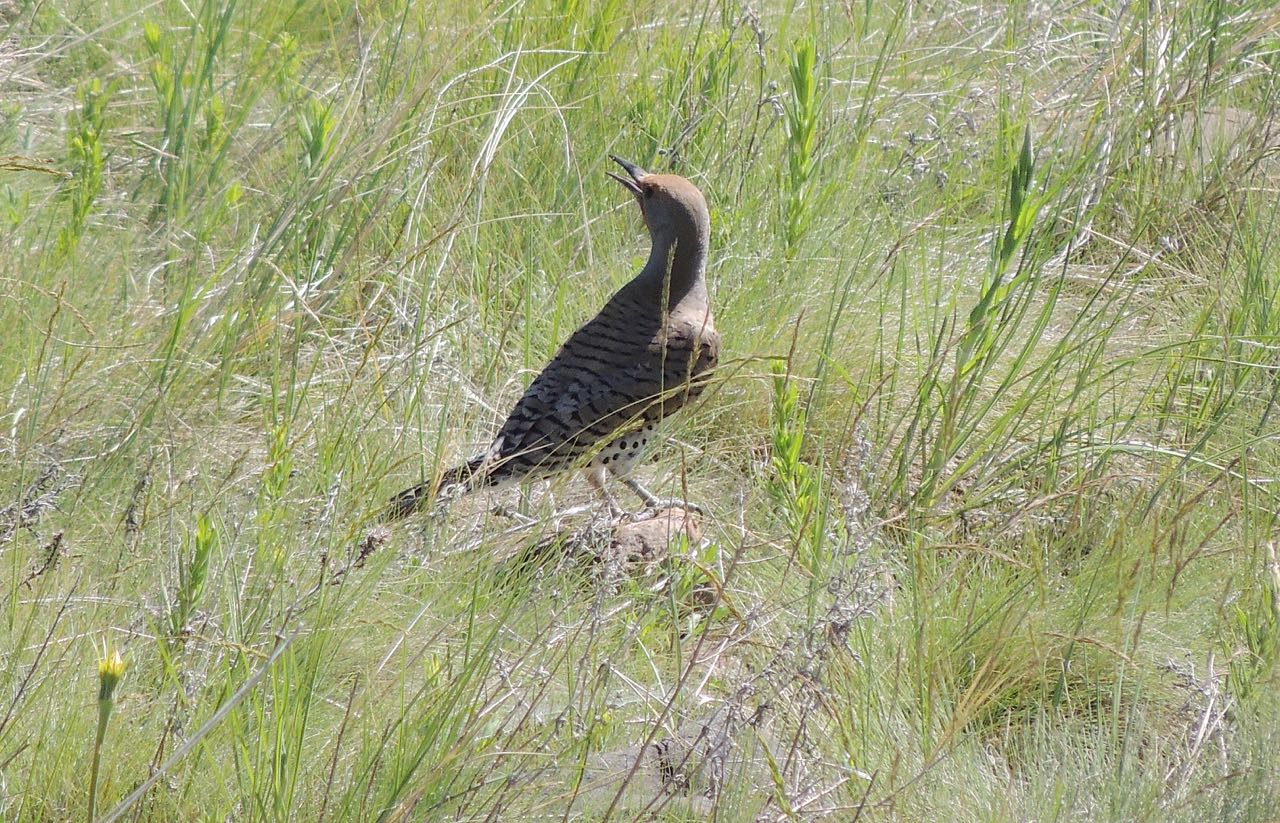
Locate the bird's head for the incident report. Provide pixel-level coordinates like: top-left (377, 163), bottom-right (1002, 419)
top-left (607, 155), bottom-right (709, 246)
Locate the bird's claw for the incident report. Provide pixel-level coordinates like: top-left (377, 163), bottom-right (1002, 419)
top-left (653, 498), bottom-right (701, 514)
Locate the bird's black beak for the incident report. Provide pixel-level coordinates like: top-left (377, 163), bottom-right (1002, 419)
top-left (606, 155), bottom-right (646, 198)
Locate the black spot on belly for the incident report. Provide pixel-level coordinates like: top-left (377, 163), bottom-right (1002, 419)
top-left (628, 451), bottom-right (635, 458)
top-left (603, 455), bottom-right (611, 464)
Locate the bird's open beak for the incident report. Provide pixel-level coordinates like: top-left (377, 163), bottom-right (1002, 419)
top-left (606, 155), bottom-right (646, 198)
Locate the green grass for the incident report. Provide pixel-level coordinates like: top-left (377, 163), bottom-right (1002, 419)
top-left (3, 0), bottom-right (1280, 819)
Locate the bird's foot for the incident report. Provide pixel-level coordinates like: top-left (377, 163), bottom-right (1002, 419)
top-left (620, 478), bottom-right (702, 516)
top-left (654, 499), bottom-right (702, 514)
top-left (584, 467), bottom-right (626, 522)
top-left (596, 500), bottom-right (626, 525)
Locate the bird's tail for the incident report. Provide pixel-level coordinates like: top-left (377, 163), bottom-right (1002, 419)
top-left (382, 454), bottom-right (488, 522)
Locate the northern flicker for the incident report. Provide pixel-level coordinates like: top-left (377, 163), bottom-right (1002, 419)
top-left (385, 156), bottom-right (718, 521)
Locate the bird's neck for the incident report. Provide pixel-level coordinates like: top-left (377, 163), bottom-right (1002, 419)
top-left (639, 228), bottom-right (708, 308)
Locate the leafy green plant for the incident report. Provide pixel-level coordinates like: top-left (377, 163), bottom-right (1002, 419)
top-left (58, 79), bottom-right (109, 255)
top-left (1227, 543), bottom-right (1280, 703)
top-left (298, 96), bottom-right (334, 176)
top-left (169, 514), bottom-right (217, 641)
top-left (767, 361), bottom-right (832, 626)
top-left (781, 38), bottom-right (820, 255)
top-left (891, 124), bottom-right (1062, 511)
top-left (141, 0), bottom-right (236, 222)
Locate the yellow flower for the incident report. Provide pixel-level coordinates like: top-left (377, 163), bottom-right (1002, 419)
top-left (97, 643), bottom-right (126, 702)
top-left (90, 640), bottom-right (127, 821)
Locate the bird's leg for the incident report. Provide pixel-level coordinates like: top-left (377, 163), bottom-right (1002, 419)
top-left (585, 467), bottom-right (624, 520)
top-left (618, 475), bottom-right (703, 514)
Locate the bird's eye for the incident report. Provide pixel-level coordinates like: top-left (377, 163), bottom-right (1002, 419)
top-left (642, 186), bottom-right (654, 199)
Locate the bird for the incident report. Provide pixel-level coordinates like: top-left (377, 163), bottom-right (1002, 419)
top-left (385, 156), bottom-right (719, 522)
